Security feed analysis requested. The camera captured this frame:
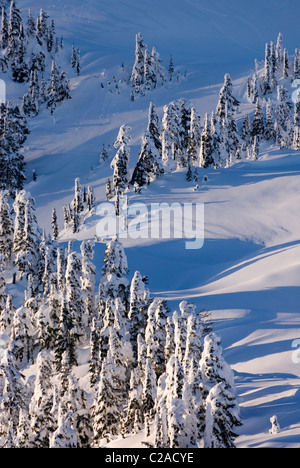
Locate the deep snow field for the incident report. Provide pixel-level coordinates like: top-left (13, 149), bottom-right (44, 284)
top-left (4, 0), bottom-right (300, 448)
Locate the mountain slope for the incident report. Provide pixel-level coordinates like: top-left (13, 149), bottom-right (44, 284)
top-left (2, 0), bottom-right (300, 448)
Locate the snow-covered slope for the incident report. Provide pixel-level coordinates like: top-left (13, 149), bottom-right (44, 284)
top-left (3, 0), bottom-right (300, 448)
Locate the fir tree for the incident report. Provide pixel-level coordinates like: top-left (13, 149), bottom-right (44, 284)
top-left (128, 270), bottom-right (150, 359)
top-left (80, 240), bottom-right (96, 321)
top-left (0, 103), bottom-right (29, 195)
top-left (275, 85), bottom-right (293, 148)
top-left (199, 333), bottom-right (236, 390)
top-left (145, 298), bottom-right (168, 378)
top-left (147, 102), bottom-right (162, 155)
top-left (26, 8), bottom-right (35, 39)
top-left (294, 48), bottom-right (300, 79)
top-left (216, 74), bottom-right (239, 121)
top-left (200, 113), bottom-right (214, 168)
top-left (0, 190), bottom-right (13, 265)
top-left (168, 55), bottom-right (174, 81)
top-left (106, 178), bottom-right (113, 201)
top-left (130, 130), bottom-right (164, 188)
top-left (7, 0), bottom-right (23, 61)
top-left (28, 351), bottom-right (54, 448)
top-left (187, 107), bottom-right (202, 167)
top-left (92, 343), bottom-right (127, 445)
top-left (142, 357), bottom-right (157, 437)
top-left (65, 251), bottom-right (86, 339)
top-left (0, 349), bottom-right (28, 438)
top-left (247, 74), bottom-right (259, 104)
top-left (0, 294), bottom-right (14, 335)
top-left (0, 6), bottom-right (8, 49)
top-left (204, 382), bottom-right (242, 449)
top-left (49, 404), bottom-right (77, 448)
top-left (36, 8), bottom-right (48, 46)
top-left (51, 207), bottom-right (59, 240)
top-left (89, 317), bottom-right (101, 386)
top-left (15, 408), bottom-right (30, 448)
top-left (283, 48), bottom-right (289, 79)
top-left (252, 98), bottom-right (265, 140)
top-left (293, 99), bottom-right (300, 149)
top-left (240, 114), bottom-right (252, 147)
top-left (264, 99), bottom-right (276, 141)
top-left (66, 375), bottom-right (93, 448)
top-left (160, 102), bottom-right (182, 172)
top-left (275, 32), bottom-right (283, 65)
top-left (263, 43), bottom-right (272, 95)
top-left (130, 32), bottom-right (147, 94)
top-left (100, 238), bottom-right (129, 302)
top-left (111, 125), bottom-right (131, 194)
top-left (54, 295), bottom-right (78, 371)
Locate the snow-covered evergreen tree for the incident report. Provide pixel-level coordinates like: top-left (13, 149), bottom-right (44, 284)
top-left (264, 99), bottom-right (276, 141)
top-left (123, 334), bottom-right (146, 435)
top-left (216, 74), bottom-right (239, 121)
top-left (65, 251), bottom-right (86, 339)
top-left (92, 340), bottom-right (127, 445)
top-left (275, 85), bottom-right (293, 148)
top-left (0, 6), bottom-right (8, 50)
top-left (80, 240), bottom-right (96, 322)
top-left (147, 101), bottom-right (162, 155)
top-left (0, 103), bottom-right (29, 195)
top-left (293, 99), bottom-right (300, 150)
top-left (130, 32), bottom-right (147, 94)
top-left (111, 125), bottom-right (131, 195)
top-left (0, 349), bottom-right (28, 440)
top-left (0, 294), bottom-right (14, 335)
top-left (65, 374), bottom-right (93, 448)
top-left (131, 33), bottom-right (166, 94)
top-left (240, 114), bottom-right (252, 147)
top-left (247, 73), bottom-right (259, 104)
top-left (199, 333), bottom-right (236, 391)
top-left (142, 357), bottom-right (157, 437)
top-left (283, 48), bottom-right (289, 79)
top-left (28, 351), bottom-right (54, 448)
top-left (204, 382), bottom-right (241, 448)
top-left (145, 298), bottom-right (168, 378)
top-left (47, 60), bottom-right (71, 113)
top-left (49, 403), bottom-right (77, 448)
top-left (0, 191), bottom-right (13, 265)
top-left (187, 107), bottom-right (202, 167)
top-left (294, 48), bottom-right (300, 79)
top-left (252, 98), bottom-right (265, 140)
top-left (13, 191), bottom-right (41, 279)
top-left (199, 113), bottom-right (214, 168)
top-left (160, 102), bottom-right (183, 172)
top-left (128, 270), bottom-right (150, 359)
top-left (100, 238), bottom-right (129, 303)
top-left (130, 130), bottom-right (163, 188)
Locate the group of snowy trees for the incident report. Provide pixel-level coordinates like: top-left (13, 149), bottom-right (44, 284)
top-left (247, 33), bottom-right (290, 101)
top-left (107, 33), bottom-right (300, 196)
top-left (0, 102), bottom-right (29, 196)
top-left (130, 33), bottom-right (169, 96)
top-left (0, 2), bottom-right (73, 198)
top-left (0, 1), bottom-right (72, 115)
top-left (63, 178), bottom-right (96, 234)
top-left (0, 208), bottom-right (241, 447)
top-left (246, 33), bottom-right (300, 151)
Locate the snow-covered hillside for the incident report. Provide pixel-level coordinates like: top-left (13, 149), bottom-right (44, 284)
top-left (1, 0), bottom-right (300, 449)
